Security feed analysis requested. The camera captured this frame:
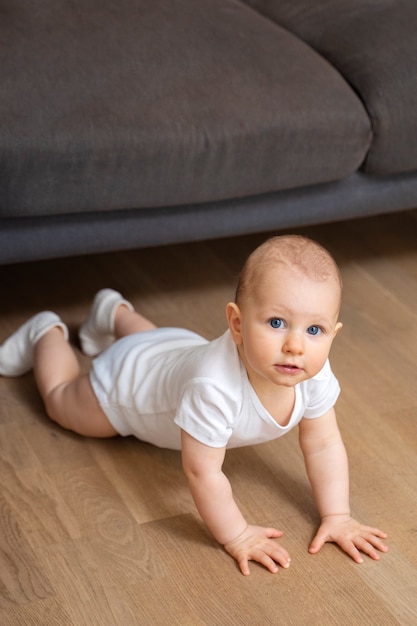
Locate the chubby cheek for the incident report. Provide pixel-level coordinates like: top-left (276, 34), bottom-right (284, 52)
top-left (306, 344), bottom-right (333, 374)
top-left (242, 334), bottom-right (274, 368)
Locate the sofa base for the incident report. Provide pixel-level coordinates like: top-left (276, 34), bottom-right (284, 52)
top-left (1, 170), bottom-right (416, 265)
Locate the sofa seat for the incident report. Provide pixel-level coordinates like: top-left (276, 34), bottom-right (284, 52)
top-left (0, 0), bottom-right (370, 218)
top-left (242, 0), bottom-right (417, 175)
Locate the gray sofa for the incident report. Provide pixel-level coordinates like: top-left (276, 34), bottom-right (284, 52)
top-left (1, 0), bottom-right (417, 264)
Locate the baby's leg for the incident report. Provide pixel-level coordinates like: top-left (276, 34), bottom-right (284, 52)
top-left (114, 304), bottom-right (156, 338)
top-left (0, 312), bottom-right (68, 377)
top-left (79, 288), bottom-right (156, 356)
top-left (34, 327), bottom-right (117, 437)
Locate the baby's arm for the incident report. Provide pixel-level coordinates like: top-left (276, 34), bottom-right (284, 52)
top-left (181, 430), bottom-right (291, 575)
top-left (299, 408), bottom-right (388, 562)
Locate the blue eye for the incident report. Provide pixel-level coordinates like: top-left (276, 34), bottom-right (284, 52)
top-left (307, 326), bottom-right (321, 336)
top-left (269, 318), bottom-right (284, 329)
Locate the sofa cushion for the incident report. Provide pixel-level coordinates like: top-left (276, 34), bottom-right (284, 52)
top-left (242, 0), bottom-right (417, 176)
top-left (0, 0), bottom-right (370, 218)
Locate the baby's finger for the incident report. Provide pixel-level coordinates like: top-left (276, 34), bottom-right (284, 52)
top-left (360, 525), bottom-right (388, 540)
top-left (308, 527), bottom-right (328, 554)
top-left (356, 535), bottom-right (388, 560)
top-left (340, 539), bottom-right (364, 564)
top-left (257, 552), bottom-right (280, 574)
top-left (354, 537), bottom-right (383, 562)
top-left (270, 548), bottom-right (291, 570)
top-left (342, 535), bottom-right (387, 563)
top-left (251, 547), bottom-right (290, 574)
top-left (262, 540), bottom-right (291, 569)
top-left (264, 527), bottom-right (284, 539)
top-left (236, 555), bottom-right (251, 576)
top-left (365, 532), bottom-right (389, 552)
top-left (272, 542), bottom-right (291, 567)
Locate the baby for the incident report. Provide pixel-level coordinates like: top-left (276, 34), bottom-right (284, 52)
top-left (0, 234), bottom-right (388, 575)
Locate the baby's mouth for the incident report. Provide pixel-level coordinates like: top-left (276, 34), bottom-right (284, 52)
top-left (275, 363), bottom-right (303, 374)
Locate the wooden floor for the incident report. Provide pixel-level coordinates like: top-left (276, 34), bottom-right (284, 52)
top-left (0, 209), bottom-right (416, 625)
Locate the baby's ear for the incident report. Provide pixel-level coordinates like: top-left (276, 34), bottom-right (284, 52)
top-left (334, 321), bottom-right (343, 336)
top-left (226, 302), bottom-right (243, 344)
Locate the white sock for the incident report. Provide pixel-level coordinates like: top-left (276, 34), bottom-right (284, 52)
top-left (0, 312), bottom-right (68, 377)
top-left (79, 289), bottom-right (134, 357)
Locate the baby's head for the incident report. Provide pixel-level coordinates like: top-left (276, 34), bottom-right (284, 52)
top-left (235, 234), bottom-right (342, 311)
top-left (227, 235), bottom-right (343, 390)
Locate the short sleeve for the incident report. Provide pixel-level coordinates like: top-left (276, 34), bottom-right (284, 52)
top-left (174, 378), bottom-right (239, 447)
top-left (301, 360), bottom-right (341, 419)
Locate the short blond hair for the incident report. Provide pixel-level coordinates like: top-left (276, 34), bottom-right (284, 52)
top-left (235, 235), bottom-right (342, 307)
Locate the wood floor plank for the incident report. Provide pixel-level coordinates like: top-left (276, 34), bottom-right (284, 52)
top-left (0, 496), bottom-right (54, 609)
top-left (0, 597), bottom-right (72, 626)
top-left (87, 438), bottom-right (196, 525)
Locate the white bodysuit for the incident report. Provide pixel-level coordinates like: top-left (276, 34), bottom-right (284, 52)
top-left (89, 328), bottom-right (340, 450)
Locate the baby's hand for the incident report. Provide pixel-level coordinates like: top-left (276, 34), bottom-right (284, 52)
top-left (309, 514), bottom-right (388, 563)
top-left (223, 524), bottom-right (291, 575)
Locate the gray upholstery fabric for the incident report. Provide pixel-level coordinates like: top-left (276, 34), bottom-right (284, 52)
top-left (242, 0), bottom-right (417, 175)
top-left (1, 171), bottom-right (416, 264)
top-left (0, 0), bottom-right (370, 218)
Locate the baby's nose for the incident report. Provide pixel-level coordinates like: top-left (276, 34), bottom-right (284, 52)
top-left (283, 331), bottom-right (304, 354)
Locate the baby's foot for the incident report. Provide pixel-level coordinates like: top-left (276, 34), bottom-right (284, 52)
top-left (79, 289), bottom-right (134, 356)
top-left (0, 312), bottom-right (68, 377)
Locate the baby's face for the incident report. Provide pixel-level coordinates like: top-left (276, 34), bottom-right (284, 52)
top-left (228, 264), bottom-right (342, 394)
